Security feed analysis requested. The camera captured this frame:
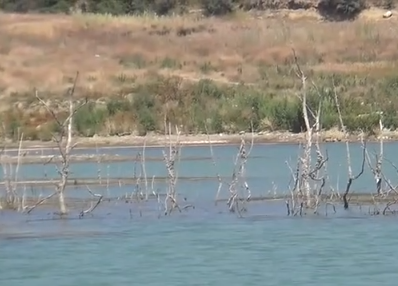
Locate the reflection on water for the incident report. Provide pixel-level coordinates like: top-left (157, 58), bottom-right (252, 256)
top-left (1, 143), bottom-right (398, 285)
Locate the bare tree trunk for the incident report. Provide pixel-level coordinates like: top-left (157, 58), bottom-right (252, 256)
top-left (58, 173), bottom-right (68, 214)
top-left (141, 137), bottom-right (149, 201)
top-left (292, 49), bottom-right (328, 212)
top-left (332, 82), bottom-right (365, 210)
top-left (0, 132), bottom-right (24, 210)
top-left (370, 117), bottom-right (383, 195)
top-left (293, 50), bottom-right (313, 208)
top-left (301, 116), bottom-right (312, 206)
top-left (27, 72), bottom-right (89, 215)
top-left (56, 87), bottom-right (74, 214)
top-left (226, 133), bottom-right (254, 216)
top-left (162, 122), bottom-right (180, 215)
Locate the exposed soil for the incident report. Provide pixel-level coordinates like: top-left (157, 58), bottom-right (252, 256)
top-left (0, 129), bottom-right (395, 152)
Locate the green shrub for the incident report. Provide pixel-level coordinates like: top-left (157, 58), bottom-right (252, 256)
top-left (0, 0), bottom-right (75, 13)
top-left (210, 112), bottom-right (224, 133)
top-left (74, 103), bottom-right (107, 136)
top-left (152, 0), bottom-right (177, 15)
top-left (137, 108), bottom-right (157, 135)
top-left (318, 0), bottom-right (366, 21)
top-left (383, 0), bottom-right (395, 9)
top-left (201, 0), bottom-right (234, 16)
top-left (269, 98), bottom-right (302, 132)
top-left (88, 0), bottom-right (130, 14)
top-left (107, 99), bottom-right (130, 116)
top-left (5, 71), bottom-right (398, 140)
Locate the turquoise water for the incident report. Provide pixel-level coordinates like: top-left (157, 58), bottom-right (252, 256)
top-left (1, 142), bottom-right (398, 285)
top-left (4, 141), bottom-right (398, 197)
top-left (1, 211), bottom-right (398, 285)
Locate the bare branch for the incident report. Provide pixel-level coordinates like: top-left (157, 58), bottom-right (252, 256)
top-left (162, 122), bottom-right (183, 215)
top-left (292, 49), bottom-right (313, 209)
top-left (205, 125), bottom-right (224, 205)
top-left (35, 89), bottom-right (63, 127)
top-left (342, 141), bottom-right (366, 209)
top-left (31, 71), bottom-right (86, 215)
top-left (79, 185), bottom-right (103, 218)
top-left (332, 79), bottom-right (366, 210)
top-left (382, 198), bottom-right (398, 215)
top-left (26, 192), bottom-right (57, 214)
top-left (141, 136), bottom-right (149, 201)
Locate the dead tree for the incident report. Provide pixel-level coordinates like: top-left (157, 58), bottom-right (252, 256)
top-left (379, 158), bottom-right (398, 215)
top-left (362, 115), bottom-right (385, 214)
top-left (208, 125), bottom-right (253, 217)
top-left (162, 123), bottom-right (179, 215)
top-left (207, 128), bottom-right (224, 206)
top-left (26, 72), bottom-right (90, 215)
top-left (365, 115), bottom-right (383, 195)
top-left (291, 55), bottom-right (312, 208)
top-left (79, 186), bottom-right (103, 218)
top-left (227, 133), bottom-right (254, 216)
top-left (287, 50), bottom-right (329, 214)
top-left (285, 146), bottom-right (302, 215)
top-left (95, 143), bottom-right (102, 185)
top-left (162, 122), bottom-right (187, 215)
top-left (141, 137), bottom-right (149, 201)
top-left (0, 132), bottom-right (25, 211)
top-left (285, 117), bottom-right (328, 215)
top-left (310, 122), bottom-right (329, 214)
top-left (131, 152), bottom-right (144, 216)
top-left (332, 82), bottom-right (365, 210)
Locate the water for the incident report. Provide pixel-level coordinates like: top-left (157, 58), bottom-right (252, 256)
top-left (4, 141), bottom-right (398, 198)
top-left (1, 142), bottom-right (398, 285)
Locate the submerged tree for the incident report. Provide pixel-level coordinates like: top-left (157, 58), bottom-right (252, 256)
top-left (26, 72), bottom-right (94, 215)
top-left (331, 81), bottom-right (366, 210)
top-left (286, 50), bottom-right (329, 216)
top-left (0, 132), bottom-right (25, 211)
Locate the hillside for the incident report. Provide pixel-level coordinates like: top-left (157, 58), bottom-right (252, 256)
top-left (0, 8), bottom-right (397, 140)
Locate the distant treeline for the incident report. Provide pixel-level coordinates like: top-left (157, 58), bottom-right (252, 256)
top-left (0, 0), bottom-right (394, 20)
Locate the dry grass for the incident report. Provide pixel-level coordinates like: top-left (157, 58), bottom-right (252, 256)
top-left (0, 8), bottom-right (397, 100)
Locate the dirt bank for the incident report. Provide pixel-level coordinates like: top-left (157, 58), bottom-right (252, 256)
top-left (0, 129), bottom-right (395, 151)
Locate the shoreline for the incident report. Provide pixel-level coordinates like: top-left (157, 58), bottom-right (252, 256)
top-left (0, 131), bottom-right (396, 151)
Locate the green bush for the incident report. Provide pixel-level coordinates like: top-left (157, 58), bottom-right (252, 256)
top-left (107, 99), bottom-right (130, 116)
top-left (6, 71), bottom-right (398, 140)
top-left (318, 0), bottom-right (366, 21)
top-left (209, 112), bottom-right (224, 133)
top-left (74, 103), bottom-right (107, 137)
top-left (152, 0), bottom-right (177, 15)
top-left (268, 98), bottom-right (302, 132)
top-left (88, 0), bottom-right (129, 15)
top-left (383, 0), bottom-right (395, 9)
top-left (201, 0), bottom-right (234, 16)
top-left (137, 108), bottom-right (157, 134)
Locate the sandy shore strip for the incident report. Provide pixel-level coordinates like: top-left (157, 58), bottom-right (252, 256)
top-left (0, 130), bottom-right (396, 152)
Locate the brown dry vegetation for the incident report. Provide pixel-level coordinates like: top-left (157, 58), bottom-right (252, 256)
top-left (1, 8), bottom-right (398, 140)
top-left (1, 9), bottom-right (397, 93)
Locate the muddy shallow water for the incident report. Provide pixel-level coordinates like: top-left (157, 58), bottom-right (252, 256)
top-left (1, 142), bottom-right (398, 285)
